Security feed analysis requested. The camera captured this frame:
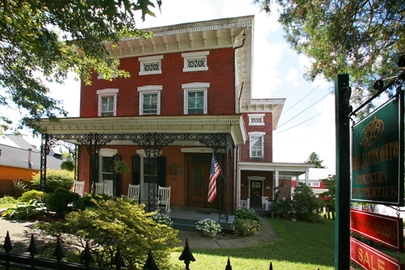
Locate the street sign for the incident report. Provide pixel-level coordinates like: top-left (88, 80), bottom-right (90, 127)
top-left (351, 238), bottom-right (404, 270)
top-left (352, 94), bottom-right (404, 205)
top-left (351, 209), bottom-right (404, 252)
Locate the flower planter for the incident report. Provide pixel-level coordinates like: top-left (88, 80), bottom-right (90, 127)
top-left (202, 231), bottom-right (217, 238)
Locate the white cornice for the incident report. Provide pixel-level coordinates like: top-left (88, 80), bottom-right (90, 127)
top-left (38, 115), bottom-right (247, 145)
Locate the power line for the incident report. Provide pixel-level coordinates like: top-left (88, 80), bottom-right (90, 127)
top-left (276, 90), bottom-right (333, 130)
top-left (281, 84), bottom-right (322, 115)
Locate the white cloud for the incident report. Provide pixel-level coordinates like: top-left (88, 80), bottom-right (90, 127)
top-left (286, 68), bottom-right (300, 86)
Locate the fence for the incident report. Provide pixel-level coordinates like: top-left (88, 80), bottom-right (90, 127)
top-left (0, 179), bottom-right (30, 197)
top-left (0, 231), bottom-right (323, 270)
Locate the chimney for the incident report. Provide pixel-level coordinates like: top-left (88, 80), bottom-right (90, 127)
top-left (28, 148), bottom-right (32, 168)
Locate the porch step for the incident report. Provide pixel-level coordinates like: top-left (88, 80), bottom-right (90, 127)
top-left (254, 208), bottom-right (271, 217)
top-left (172, 218), bottom-right (198, 232)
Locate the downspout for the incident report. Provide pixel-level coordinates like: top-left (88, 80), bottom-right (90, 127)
top-left (233, 33), bottom-right (245, 213)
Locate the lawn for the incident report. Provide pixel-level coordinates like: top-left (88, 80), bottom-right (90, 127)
top-left (170, 218), bottom-right (335, 270)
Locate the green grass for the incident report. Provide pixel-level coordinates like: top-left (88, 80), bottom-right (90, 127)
top-left (0, 203), bottom-right (15, 209)
top-left (170, 218), bottom-right (335, 270)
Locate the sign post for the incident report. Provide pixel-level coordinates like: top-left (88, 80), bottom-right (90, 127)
top-left (334, 74), bottom-right (351, 269)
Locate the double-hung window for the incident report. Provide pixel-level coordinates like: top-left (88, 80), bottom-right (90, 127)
top-left (249, 132), bottom-right (265, 158)
top-left (97, 88), bottom-right (118, 116)
top-left (138, 85), bottom-right (162, 115)
top-left (182, 51), bottom-right (209, 72)
top-left (182, 83), bottom-right (209, 115)
top-left (139, 55), bottom-right (163, 76)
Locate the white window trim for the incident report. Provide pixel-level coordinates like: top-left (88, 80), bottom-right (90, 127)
top-left (249, 131), bottom-right (265, 158)
top-left (97, 88), bottom-right (119, 116)
top-left (248, 114), bottom-right (265, 126)
top-left (138, 85), bottom-right (162, 115)
top-left (182, 82), bottom-right (209, 115)
top-left (182, 51), bottom-right (209, 72)
top-left (139, 55), bottom-right (163, 75)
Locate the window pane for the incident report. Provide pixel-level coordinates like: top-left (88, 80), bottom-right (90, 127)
top-left (101, 96), bottom-right (114, 116)
top-left (102, 157), bottom-right (114, 181)
top-left (187, 91), bottom-right (204, 114)
top-left (143, 93), bottom-right (158, 114)
top-left (251, 136), bottom-right (263, 157)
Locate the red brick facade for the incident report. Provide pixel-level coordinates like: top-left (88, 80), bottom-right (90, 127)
top-left (80, 48), bottom-right (236, 118)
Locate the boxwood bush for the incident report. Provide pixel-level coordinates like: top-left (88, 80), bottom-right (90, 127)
top-left (30, 169), bottom-right (74, 192)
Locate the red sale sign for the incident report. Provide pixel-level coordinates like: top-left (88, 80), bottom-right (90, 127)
top-left (351, 238), bottom-right (404, 270)
top-left (351, 209), bottom-right (404, 252)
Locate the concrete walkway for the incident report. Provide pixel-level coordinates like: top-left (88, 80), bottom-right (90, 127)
top-left (0, 216), bottom-right (280, 253)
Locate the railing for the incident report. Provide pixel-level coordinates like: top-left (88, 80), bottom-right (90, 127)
top-left (1, 231), bottom-right (321, 269)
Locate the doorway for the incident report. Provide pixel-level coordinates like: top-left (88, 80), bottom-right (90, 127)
top-left (185, 153), bottom-right (218, 208)
top-left (249, 180), bottom-right (263, 206)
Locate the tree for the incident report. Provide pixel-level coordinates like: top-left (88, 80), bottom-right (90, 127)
top-left (0, 0), bottom-right (162, 133)
top-left (305, 152), bottom-right (325, 168)
top-left (253, 0), bottom-right (405, 104)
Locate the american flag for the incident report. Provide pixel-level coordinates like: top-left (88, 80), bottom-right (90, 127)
top-left (208, 153), bottom-right (221, 203)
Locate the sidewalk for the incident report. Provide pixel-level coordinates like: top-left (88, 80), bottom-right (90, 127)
top-left (0, 216), bottom-right (280, 253)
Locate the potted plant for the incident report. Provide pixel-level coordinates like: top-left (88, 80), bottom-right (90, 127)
top-left (196, 218), bottom-right (222, 237)
top-left (151, 212), bottom-right (173, 227)
top-left (114, 160), bottom-right (130, 174)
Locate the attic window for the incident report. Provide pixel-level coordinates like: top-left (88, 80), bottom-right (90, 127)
top-left (182, 51), bottom-right (209, 72)
top-left (248, 114), bottom-right (265, 126)
top-left (139, 55), bottom-right (163, 75)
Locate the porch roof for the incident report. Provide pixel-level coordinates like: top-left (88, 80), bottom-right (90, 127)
top-left (238, 161), bottom-right (314, 177)
top-left (38, 115), bottom-right (247, 146)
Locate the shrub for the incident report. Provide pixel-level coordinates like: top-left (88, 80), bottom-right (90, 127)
top-left (270, 199), bottom-right (294, 218)
top-left (31, 169), bottom-right (74, 193)
top-left (74, 193), bottom-right (113, 210)
top-left (18, 190), bottom-right (46, 202)
top-left (45, 188), bottom-right (80, 217)
top-left (0, 196), bottom-right (17, 204)
top-left (293, 184), bottom-right (325, 223)
top-left (234, 207), bottom-right (262, 232)
top-left (13, 179), bottom-right (29, 197)
top-left (36, 198), bottom-right (179, 269)
top-left (232, 207), bottom-right (262, 236)
top-left (1, 199), bottom-right (47, 220)
top-left (232, 219), bottom-right (259, 236)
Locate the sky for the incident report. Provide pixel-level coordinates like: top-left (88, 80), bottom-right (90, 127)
top-left (2, 0), bottom-right (337, 174)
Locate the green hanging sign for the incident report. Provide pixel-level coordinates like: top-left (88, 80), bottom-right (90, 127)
top-left (352, 92), bottom-right (404, 205)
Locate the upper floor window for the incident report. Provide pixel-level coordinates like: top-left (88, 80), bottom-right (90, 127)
top-left (139, 55), bottom-right (163, 75)
top-left (97, 88), bottom-right (118, 116)
top-left (182, 51), bottom-right (209, 72)
top-left (182, 83), bottom-right (209, 114)
top-left (248, 114), bottom-right (265, 126)
top-left (249, 132), bottom-right (265, 158)
top-left (138, 85), bottom-right (162, 115)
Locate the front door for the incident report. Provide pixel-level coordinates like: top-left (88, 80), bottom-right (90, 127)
top-left (186, 154), bottom-right (218, 208)
top-left (250, 180), bottom-right (263, 206)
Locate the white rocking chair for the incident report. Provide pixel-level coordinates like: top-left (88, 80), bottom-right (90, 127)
top-left (121, 184), bottom-right (140, 202)
top-left (157, 185), bottom-right (171, 212)
top-left (73, 181), bottom-right (85, 197)
top-left (94, 182), bottom-right (104, 194)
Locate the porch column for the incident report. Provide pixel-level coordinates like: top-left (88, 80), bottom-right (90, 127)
top-left (40, 134), bottom-right (58, 192)
top-left (77, 133), bottom-right (111, 194)
top-left (274, 170), bottom-right (279, 200)
top-left (305, 169), bottom-right (309, 185)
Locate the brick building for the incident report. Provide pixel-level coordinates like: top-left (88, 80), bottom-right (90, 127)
top-left (37, 16), bottom-right (312, 218)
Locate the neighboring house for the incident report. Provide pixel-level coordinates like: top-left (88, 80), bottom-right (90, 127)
top-left (293, 168), bottom-right (334, 198)
top-left (0, 134), bottom-right (64, 196)
top-left (36, 16), bottom-right (312, 218)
